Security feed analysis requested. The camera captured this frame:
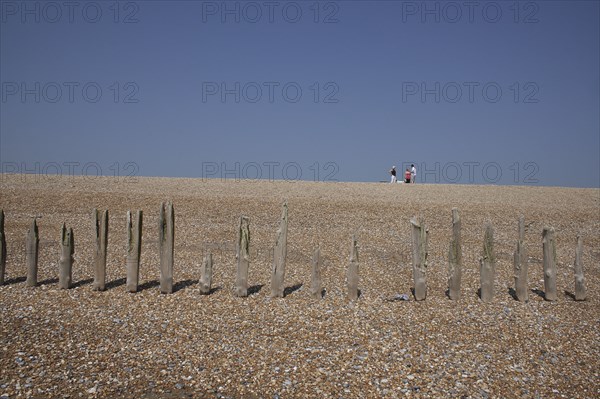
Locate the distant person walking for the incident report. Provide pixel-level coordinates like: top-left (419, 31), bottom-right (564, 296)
top-left (390, 166), bottom-right (397, 184)
top-left (411, 164), bottom-right (417, 184)
top-left (404, 168), bottom-right (411, 183)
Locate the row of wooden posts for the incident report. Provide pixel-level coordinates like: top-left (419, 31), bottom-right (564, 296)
top-left (0, 202), bottom-right (588, 302)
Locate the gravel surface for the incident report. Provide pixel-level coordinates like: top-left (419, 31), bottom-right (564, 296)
top-left (1, 175), bottom-right (599, 398)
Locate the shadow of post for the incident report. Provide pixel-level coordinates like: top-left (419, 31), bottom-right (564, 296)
top-left (564, 290), bottom-right (576, 301)
top-left (283, 283), bottom-right (303, 297)
top-left (72, 278), bottom-right (94, 289)
top-left (173, 279), bottom-right (198, 293)
top-left (248, 284), bottom-right (264, 295)
top-left (39, 277), bottom-right (59, 286)
top-left (209, 286), bottom-right (222, 295)
top-left (105, 278), bottom-right (126, 290)
top-left (3, 276), bottom-right (26, 285)
top-left (531, 288), bottom-right (546, 300)
top-left (139, 280), bottom-right (160, 291)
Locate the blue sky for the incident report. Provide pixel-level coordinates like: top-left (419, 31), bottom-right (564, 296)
top-left (1, 0), bottom-right (599, 187)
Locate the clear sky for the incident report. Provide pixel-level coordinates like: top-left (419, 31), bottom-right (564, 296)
top-left (1, 0), bottom-right (599, 187)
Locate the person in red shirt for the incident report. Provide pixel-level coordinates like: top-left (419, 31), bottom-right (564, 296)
top-left (404, 168), bottom-right (411, 183)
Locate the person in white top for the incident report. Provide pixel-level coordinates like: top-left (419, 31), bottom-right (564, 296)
top-left (410, 164), bottom-right (417, 183)
top-left (390, 166), bottom-right (397, 184)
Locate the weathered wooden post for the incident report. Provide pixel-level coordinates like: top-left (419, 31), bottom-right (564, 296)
top-left (574, 233), bottom-right (586, 301)
top-left (126, 210), bottom-right (143, 293)
top-left (0, 210), bottom-right (7, 285)
top-left (271, 201), bottom-right (288, 298)
top-left (199, 253), bottom-right (213, 295)
top-left (25, 218), bottom-right (39, 287)
top-left (92, 209), bottom-right (108, 291)
top-left (479, 223), bottom-right (495, 302)
top-left (411, 216), bottom-right (428, 301)
top-left (234, 216), bottom-right (250, 297)
top-left (542, 227), bottom-right (557, 301)
top-left (159, 202), bottom-right (174, 294)
top-left (310, 247), bottom-right (322, 299)
top-left (58, 223), bottom-right (74, 289)
top-left (347, 235), bottom-right (359, 300)
top-left (447, 208), bottom-right (462, 300)
top-left (513, 216), bottom-right (528, 301)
